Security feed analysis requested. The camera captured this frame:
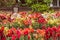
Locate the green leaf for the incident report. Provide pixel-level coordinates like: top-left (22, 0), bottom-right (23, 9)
top-left (32, 22), bottom-right (40, 29)
top-left (24, 35), bottom-right (28, 40)
top-left (12, 22), bottom-right (20, 28)
top-left (19, 36), bottom-right (24, 40)
top-left (6, 37), bottom-right (11, 40)
top-left (43, 0), bottom-right (52, 3)
top-left (30, 33), bottom-right (34, 40)
top-left (31, 3), bottom-right (50, 12)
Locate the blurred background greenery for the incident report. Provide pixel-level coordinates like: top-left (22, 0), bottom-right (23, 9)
top-left (0, 0), bottom-right (52, 12)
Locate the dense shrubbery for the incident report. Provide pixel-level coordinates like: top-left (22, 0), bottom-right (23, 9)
top-left (0, 0), bottom-right (52, 12)
top-left (25, 0), bottom-right (52, 12)
top-left (0, 0), bottom-right (16, 7)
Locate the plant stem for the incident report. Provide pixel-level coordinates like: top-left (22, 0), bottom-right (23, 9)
top-left (24, 35), bottom-right (28, 40)
top-left (30, 33), bottom-right (34, 40)
top-left (19, 35), bottom-right (24, 40)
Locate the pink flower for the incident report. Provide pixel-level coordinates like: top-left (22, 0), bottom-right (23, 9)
top-left (56, 26), bottom-right (60, 37)
top-left (48, 27), bottom-right (53, 36)
top-left (11, 35), bottom-right (16, 40)
top-left (16, 29), bottom-right (21, 38)
top-left (45, 27), bottom-right (53, 40)
top-left (11, 27), bottom-right (17, 34)
top-left (1, 36), bottom-right (6, 40)
top-left (23, 28), bottom-right (29, 35)
top-left (28, 34), bottom-right (30, 40)
top-left (38, 18), bottom-right (46, 24)
top-left (52, 27), bottom-right (57, 32)
top-left (56, 33), bottom-right (60, 37)
top-left (28, 14), bottom-right (33, 18)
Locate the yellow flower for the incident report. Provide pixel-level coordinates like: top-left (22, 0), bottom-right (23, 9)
top-left (29, 25), bottom-right (33, 29)
top-left (4, 27), bottom-right (9, 36)
top-left (48, 19), bottom-right (54, 24)
top-left (32, 19), bottom-right (35, 23)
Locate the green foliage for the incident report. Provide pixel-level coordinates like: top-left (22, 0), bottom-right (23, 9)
top-left (25, 0), bottom-right (33, 4)
top-left (3, 23), bottom-right (12, 28)
top-left (31, 3), bottom-right (50, 12)
top-left (19, 36), bottom-right (24, 40)
top-left (32, 22), bottom-right (41, 29)
top-left (24, 35), bottom-right (28, 40)
top-left (0, 0), bottom-right (15, 7)
top-left (43, 0), bottom-right (52, 4)
top-left (48, 9), bottom-right (55, 14)
top-left (6, 37), bottom-right (11, 40)
top-left (12, 22), bottom-right (20, 28)
top-left (12, 22), bottom-right (25, 28)
top-left (25, 0), bottom-right (51, 12)
top-left (25, 0), bottom-right (35, 6)
top-left (30, 33), bottom-right (34, 40)
top-left (5, 0), bottom-right (15, 7)
top-left (0, 0), bottom-right (52, 12)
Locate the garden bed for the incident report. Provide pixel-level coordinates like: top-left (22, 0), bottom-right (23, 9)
top-left (0, 0), bottom-right (60, 40)
top-left (0, 11), bottom-right (60, 40)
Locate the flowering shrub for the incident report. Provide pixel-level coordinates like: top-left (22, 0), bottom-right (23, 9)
top-left (0, 11), bottom-right (60, 28)
top-left (0, 26), bottom-right (60, 40)
top-left (0, 11), bottom-right (60, 40)
top-left (0, 12), bottom-right (47, 29)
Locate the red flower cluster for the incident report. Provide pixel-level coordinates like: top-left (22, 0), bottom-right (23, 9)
top-left (0, 26), bottom-right (34, 40)
top-left (28, 12), bottom-right (43, 19)
top-left (23, 28), bottom-right (29, 35)
top-left (1, 26), bottom-right (60, 40)
top-left (23, 19), bottom-right (32, 26)
top-left (38, 17), bottom-right (47, 24)
top-left (45, 26), bottom-right (60, 40)
top-left (0, 14), bottom-right (7, 20)
top-left (0, 26), bottom-right (6, 40)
